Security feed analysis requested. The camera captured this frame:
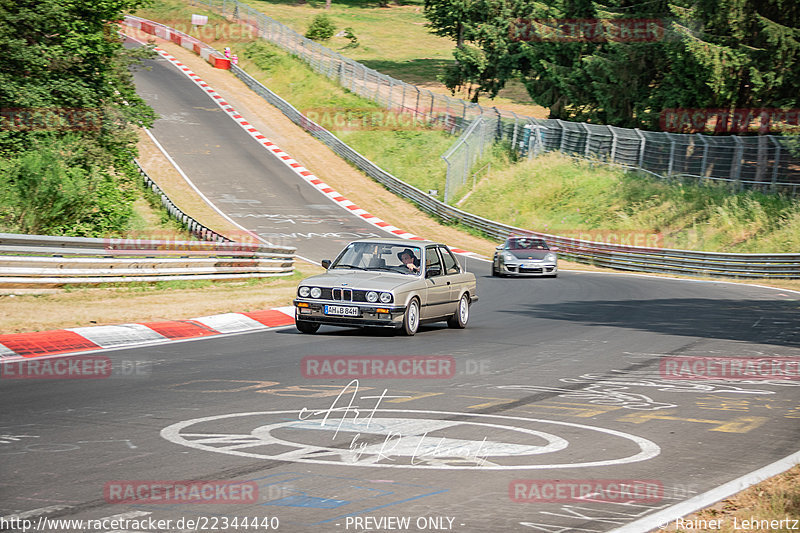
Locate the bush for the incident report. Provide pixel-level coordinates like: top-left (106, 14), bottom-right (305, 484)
top-left (305, 14), bottom-right (335, 41)
top-left (343, 27), bottom-right (359, 48)
top-left (0, 136), bottom-right (135, 236)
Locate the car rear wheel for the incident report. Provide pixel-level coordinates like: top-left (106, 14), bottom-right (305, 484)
top-left (402, 298), bottom-right (420, 336)
top-left (447, 293), bottom-right (470, 329)
top-left (296, 320), bottom-right (320, 334)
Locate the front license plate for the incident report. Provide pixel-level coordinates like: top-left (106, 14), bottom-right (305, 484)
top-left (324, 305), bottom-right (360, 316)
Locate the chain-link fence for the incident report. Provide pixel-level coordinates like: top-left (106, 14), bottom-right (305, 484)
top-left (451, 115), bottom-right (800, 200)
top-left (441, 117), bottom-right (497, 203)
top-left (193, 0), bottom-right (800, 195)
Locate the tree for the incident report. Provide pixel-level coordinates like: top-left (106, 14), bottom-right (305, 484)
top-left (0, 0), bottom-right (156, 235)
top-left (670, 0), bottom-right (800, 109)
top-left (424, 0), bottom-right (800, 129)
top-left (305, 14), bottom-right (336, 41)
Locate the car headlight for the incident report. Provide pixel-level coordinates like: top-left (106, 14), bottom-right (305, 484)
top-left (298, 286), bottom-right (310, 297)
top-left (310, 287), bottom-right (322, 298)
top-left (366, 291), bottom-right (378, 303)
top-left (545, 253), bottom-right (557, 262)
top-left (380, 292), bottom-right (392, 303)
top-left (502, 252), bottom-right (516, 261)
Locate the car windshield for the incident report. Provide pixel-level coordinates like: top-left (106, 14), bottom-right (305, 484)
top-left (330, 242), bottom-right (423, 275)
top-left (508, 238), bottom-right (549, 250)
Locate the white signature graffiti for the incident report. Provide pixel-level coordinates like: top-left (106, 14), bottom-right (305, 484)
top-left (497, 385), bottom-right (677, 411)
top-left (567, 370), bottom-right (794, 393)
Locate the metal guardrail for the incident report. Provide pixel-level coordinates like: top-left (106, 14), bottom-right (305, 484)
top-left (188, 0), bottom-right (800, 193)
top-left (134, 159), bottom-right (232, 243)
top-left (0, 158), bottom-right (297, 286)
top-left (0, 233), bottom-right (296, 286)
top-left (125, 17), bottom-right (800, 280)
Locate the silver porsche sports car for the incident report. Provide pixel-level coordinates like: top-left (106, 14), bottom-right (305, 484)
top-left (492, 236), bottom-right (558, 277)
top-left (294, 239), bottom-right (478, 335)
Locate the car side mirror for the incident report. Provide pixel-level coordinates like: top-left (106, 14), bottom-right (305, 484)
top-left (550, 247), bottom-right (559, 252)
top-left (495, 245), bottom-right (504, 251)
top-left (321, 259), bottom-right (331, 269)
top-left (426, 266), bottom-right (442, 278)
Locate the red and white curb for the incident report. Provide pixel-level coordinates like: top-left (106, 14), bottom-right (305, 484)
top-left (0, 307), bottom-right (295, 361)
top-left (128, 30), bottom-right (480, 258)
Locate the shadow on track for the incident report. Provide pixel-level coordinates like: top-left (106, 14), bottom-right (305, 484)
top-left (503, 298), bottom-right (800, 347)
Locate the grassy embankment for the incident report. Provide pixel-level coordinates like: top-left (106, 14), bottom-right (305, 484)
top-left (141, 0), bottom-right (547, 117)
top-left (458, 153), bottom-right (800, 253)
top-left (139, 0), bottom-right (800, 254)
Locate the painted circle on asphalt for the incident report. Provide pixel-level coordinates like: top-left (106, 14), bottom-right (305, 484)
top-left (161, 409), bottom-right (660, 470)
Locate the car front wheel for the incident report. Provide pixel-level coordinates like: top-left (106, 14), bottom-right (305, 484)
top-left (447, 293), bottom-right (470, 328)
top-left (296, 320), bottom-right (320, 334)
top-left (402, 298), bottom-right (420, 336)
top-left (492, 261), bottom-right (503, 277)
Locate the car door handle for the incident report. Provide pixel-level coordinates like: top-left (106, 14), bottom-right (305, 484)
top-left (446, 281), bottom-right (451, 285)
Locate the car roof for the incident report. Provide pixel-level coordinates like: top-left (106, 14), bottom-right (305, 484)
top-left (508, 235), bottom-right (547, 241)
top-left (349, 238), bottom-right (440, 247)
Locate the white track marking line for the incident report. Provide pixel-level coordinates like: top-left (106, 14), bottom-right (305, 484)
top-left (608, 449), bottom-right (800, 533)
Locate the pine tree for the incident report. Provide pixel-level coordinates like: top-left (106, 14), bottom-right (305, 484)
top-left (424, 0), bottom-right (800, 129)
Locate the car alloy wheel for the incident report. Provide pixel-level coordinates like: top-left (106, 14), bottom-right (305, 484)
top-left (448, 293), bottom-right (469, 328)
top-left (403, 298), bottom-right (420, 336)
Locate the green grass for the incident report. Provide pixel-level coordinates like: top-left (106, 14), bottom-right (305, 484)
top-left (213, 37), bottom-right (460, 199)
top-left (237, 0), bottom-right (545, 111)
top-left (135, 0), bottom-right (547, 114)
top-left (61, 270), bottom-right (304, 292)
top-left (241, 0), bottom-right (453, 81)
top-left (460, 152), bottom-right (800, 253)
top-left (336, 128), bottom-right (453, 196)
